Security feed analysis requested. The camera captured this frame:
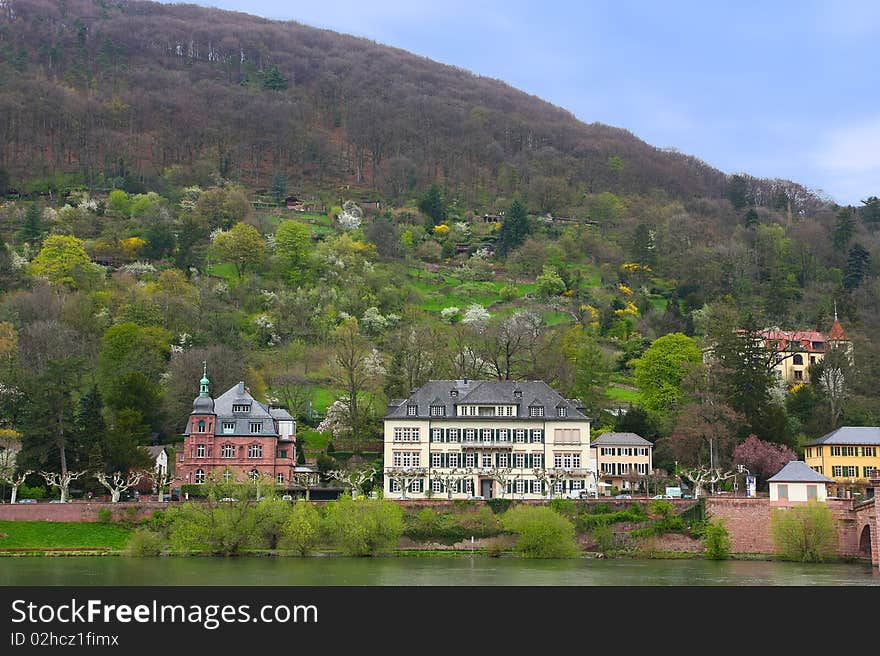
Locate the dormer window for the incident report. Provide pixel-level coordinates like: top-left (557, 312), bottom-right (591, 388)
top-left (450, 390), bottom-right (458, 397)
top-left (430, 405), bottom-right (445, 417)
top-left (249, 422), bottom-right (262, 434)
top-left (514, 389), bottom-right (523, 399)
top-left (407, 405), bottom-right (418, 416)
top-left (233, 404), bottom-right (251, 413)
top-left (529, 406), bottom-right (544, 417)
top-left (557, 407), bottom-right (567, 418)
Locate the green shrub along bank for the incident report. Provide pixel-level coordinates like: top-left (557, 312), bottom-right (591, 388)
top-left (770, 501), bottom-right (838, 562)
top-left (501, 506), bottom-right (579, 558)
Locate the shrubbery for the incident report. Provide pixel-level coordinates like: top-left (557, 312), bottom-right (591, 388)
top-left (126, 528), bottom-right (165, 556)
top-left (282, 502), bottom-right (322, 556)
top-left (323, 494), bottom-right (404, 556)
top-left (501, 506), bottom-right (579, 558)
top-left (771, 502), bottom-right (837, 562)
top-left (700, 520), bottom-right (731, 560)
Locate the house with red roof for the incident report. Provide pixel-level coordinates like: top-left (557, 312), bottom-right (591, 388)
top-left (757, 317), bottom-right (850, 384)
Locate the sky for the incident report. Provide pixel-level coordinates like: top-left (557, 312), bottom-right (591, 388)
top-left (159, 0), bottom-right (880, 205)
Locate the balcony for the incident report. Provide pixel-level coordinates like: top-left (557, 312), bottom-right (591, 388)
top-left (460, 437), bottom-right (514, 449)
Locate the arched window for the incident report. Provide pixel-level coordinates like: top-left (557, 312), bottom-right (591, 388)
top-left (195, 469), bottom-right (205, 484)
top-left (249, 469), bottom-right (260, 482)
top-left (793, 354), bottom-right (803, 365)
top-left (248, 444), bottom-right (263, 458)
top-left (221, 444), bottom-right (235, 458)
top-left (197, 419), bottom-right (205, 432)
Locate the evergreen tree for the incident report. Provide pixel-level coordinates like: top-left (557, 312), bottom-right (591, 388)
top-left (631, 223), bottom-right (655, 265)
top-left (271, 172), bottom-right (288, 205)
top-left (727, 174), bottom-right (750, 210)
top-left (418, 184), bottom-right (447, 228)
top-left (71, 386), bottom-right (107, 473)
top-left (18, 203), bottom-right (43, 245)
top-left (744, 208), bottom-right (759, 228)
top-left (496, 200), bottom-right (531, 257)
top-left (833, 207), bottom-right (855, 250)
top-left (843, 243), bottom-right (870, 290)
top-left (859, 196), bottom-right (880, 226)
top-left (259, 65), bottom-right (288, 91)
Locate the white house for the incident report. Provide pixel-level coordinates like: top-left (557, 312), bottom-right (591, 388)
top-left (767, 460), bottom-right (834, 503)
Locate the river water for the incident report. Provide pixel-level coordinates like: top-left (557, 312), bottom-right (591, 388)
top-left (1, 556), bottom-right (878, 586)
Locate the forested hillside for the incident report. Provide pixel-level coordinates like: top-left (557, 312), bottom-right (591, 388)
top-left (0, 0), bottom-right (879, 495)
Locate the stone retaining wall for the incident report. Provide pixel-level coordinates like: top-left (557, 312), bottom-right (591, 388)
top-left (0, 501), bottom-right (169, 522)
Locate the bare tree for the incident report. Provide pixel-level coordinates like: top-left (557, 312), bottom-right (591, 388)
top-left (324, 467), bottom-right (377, 499)
top-left (40, 470), bottom-right (87, 503)
top-left (2, 470), bottom-right (32, 504)
top-left (433, 467), bottom-right (473, 499)
top-left (290, 471), bottom-right (320, 501)
top-left (149, 467), bottom-right (177, 502)
top-left (384, 467), bottom-right (428, 499)
top-left (678, 467), bottom-right (736, 499)
top-left (95, 471), bottom-right (147, 503)
top-left (482, 467), bottom-right (516, 498)
top-left (532, 467), bottom-right (569, 499)
top-left (481, 311), bottom-right (543, 381)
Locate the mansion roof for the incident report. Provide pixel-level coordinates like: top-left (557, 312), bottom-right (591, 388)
top-left (385, 380), bottom-right (588, 421)
top-left (184, 381), bottom-right (294, 438)
top-left (805, 426), bottom-right (880, 447)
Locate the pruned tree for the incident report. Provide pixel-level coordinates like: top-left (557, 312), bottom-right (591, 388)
top-left (532, 467), bottom-right (568, 499)
top-left (95, 470), bottom-right (146, 503)
top-left (40, 470), bottom-right (87, 503)
top-left (678, 467), bottom-right (736, 499)
top-left (482, 466), bottom-right (516, 498)
top-left (324, 467), bottom-right (378, 499)
top-left (2, 470), bottom-right (32, 504)
top-left (433, 467), bottom-right (473, 500)
top-left (384, 466), bottom-right (427, 499)
top-left (149, 467), bottom-right (177, 502)
top-left (290, 471), bottom-right (320, 501)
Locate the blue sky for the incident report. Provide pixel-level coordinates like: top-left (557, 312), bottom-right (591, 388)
top-left (162, 1), bottom-right (880, 205)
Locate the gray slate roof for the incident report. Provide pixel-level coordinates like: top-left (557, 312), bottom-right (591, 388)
top-left (590, 432), bottom-right (652, 447)
top-left (385, 380), bottom-right (588, 420)
top-left (805, 426), bottom-right (880, 446)
top-left (141, 445), bottom-right (167, 460)
top-left (184, 381), bottom-right (294, 437)
top-left (767, 461), bottom-right (834, 483)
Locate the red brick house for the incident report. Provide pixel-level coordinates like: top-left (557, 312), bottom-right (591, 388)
top-left (176, 366), bottom-right (296, 487)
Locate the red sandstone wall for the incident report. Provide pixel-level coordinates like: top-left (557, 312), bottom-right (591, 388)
top-left (706, 497), bottom-right (862, 557)
top-left (0, 501), bottom-right (168, 522)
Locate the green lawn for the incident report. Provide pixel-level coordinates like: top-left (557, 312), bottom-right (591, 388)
top-left (206, 262), bottom-right (239, 283)
top-left (607, 385), bottom-right (642, 404)
top-left (0, 520), bottom-right (132, 550)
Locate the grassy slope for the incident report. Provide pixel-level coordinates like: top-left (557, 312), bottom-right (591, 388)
top-left (0, 521), bottom-right (131, 550)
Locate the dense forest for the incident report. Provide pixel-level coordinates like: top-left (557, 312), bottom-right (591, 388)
top-left (0, 0), bottom-right (879, 496)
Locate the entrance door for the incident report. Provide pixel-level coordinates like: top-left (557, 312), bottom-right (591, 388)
top-left (480, 479), bottom-right (493, 499)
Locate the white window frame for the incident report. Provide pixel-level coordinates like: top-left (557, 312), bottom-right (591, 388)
top-left (431, 453), bottom-right (442, 468)
top-left (515, 429), bottom-right (526, 443)
top-left (248, 444), bottom-right (263, 458)
top-left (195, 469), bottom-right (205, 484)
top-left (482, 453), bottom-right (493, 468)
top-left (196, 444), bottom-right (206, 458)
top-left (221, 444), bottom-right (235, 458)
top-left (222, 422), bottom-right (235, 433)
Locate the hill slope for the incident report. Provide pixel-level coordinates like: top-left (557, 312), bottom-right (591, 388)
top-left (0, 0), bottom-right (813, 208)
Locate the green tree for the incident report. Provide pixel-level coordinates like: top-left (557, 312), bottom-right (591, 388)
top-left (418, 184), bottom-right (447, 228)
top-left (193, 186), bottom-right (252, 230)
top-left (833, 206), bottom-right (855, 249)
top-left (843, 243), bottom-right (870, 290)
top-left (701, 519), bottom-right (731, 559)
top-left (744, 208), bottom-right (759, 228)
top-left (727, 174), bottom-right (750, 210)
top-left (212, 222), bottom-right (266, 277)
top-left (270, 172), bottom-right (288, 204)
top-left (282, 501), bottom-right (322, 555)
top-left (103, 408), bottom-right (152, 473)
top-left (859, 196), bottom-right (880, 226)
top-left (497, 200), bottom-right (531, 257)
top-left (571, 339), bottom-right (612, 418)
top-left (29, 235), bottom-right (101, 289)
top-left (323, 494), bottom-right (404, 556)
top-left (771, 502), bottom-right (837, 562)
top-left (630, 223), bottom-right (655, 266)
top-left (274, 220), bottom-right (312, 280)
top-left (259, 65), bottom-right (288, 91)
top-left (634, 333), bottom-right (702, 415)
top-left (107, 189), bottom-right (132, 217)
top-left (501, 505), bottom-right (579, 558)
top-left (535, 265), bottom-right (566, 298)
top-left (18, 203), bottom-right (44, 245)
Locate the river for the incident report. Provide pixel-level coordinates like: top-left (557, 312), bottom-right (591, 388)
top-left (1, 556), bottom-right (878, 586)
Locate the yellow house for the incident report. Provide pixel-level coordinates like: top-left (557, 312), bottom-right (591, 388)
top-left (804, 426), bottom-right (880, 498)
top-left (757, 319), bottom-right (849, 384)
